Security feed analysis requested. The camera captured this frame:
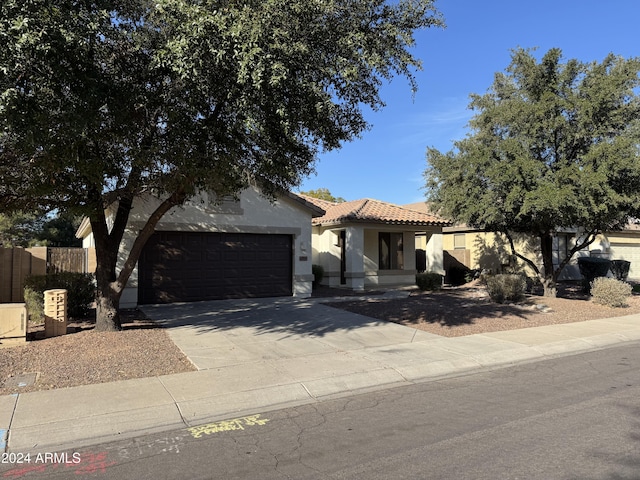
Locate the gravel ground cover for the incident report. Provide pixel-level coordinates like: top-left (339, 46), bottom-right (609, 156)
top-left (2, 282), bottom-right (639, 395)
top-left (0, 309), bottom-right (196, 396)
top-left (325, 282), bottom-right (640, 337)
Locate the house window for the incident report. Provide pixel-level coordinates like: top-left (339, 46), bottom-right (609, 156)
top-left (553, 234), bottom-right (569, 264)
top-left (379, 232), bottom-right (404, 270)
top-left (454, 233), bottom-right (466, 249)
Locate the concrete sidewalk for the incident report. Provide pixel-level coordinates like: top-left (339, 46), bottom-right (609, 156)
top-left (2, 295), bottom-right (640, 453)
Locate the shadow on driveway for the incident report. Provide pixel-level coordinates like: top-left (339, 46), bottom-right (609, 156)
top-left (141, 297), bottom-right (388, 338)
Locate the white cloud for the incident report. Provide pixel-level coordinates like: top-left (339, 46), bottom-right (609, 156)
top-left (392, 97), bottom-right (473, 152)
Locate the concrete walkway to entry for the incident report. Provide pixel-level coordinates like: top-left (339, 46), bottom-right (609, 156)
top-left (3, 293), bottom-right (640, 454)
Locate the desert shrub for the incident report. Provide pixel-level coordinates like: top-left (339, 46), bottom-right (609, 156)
top-left (416, 272), bottom-right (442, 291)
top-left (590, 277), bottom-right (632, 307)
top-left (312, 264), bottom-right (324, 287)
top-left (23, 272), bottom-right (95, 322)
top-left (610, 260), bottom-right (631, 282)
top-left (577, 257), bottom-right (612, 293)
top-left (485, 274), bottom-right (527, 304)
top-left (476, 269), bottom-right (493, 286)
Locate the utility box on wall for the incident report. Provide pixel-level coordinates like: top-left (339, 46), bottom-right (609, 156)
top-left (0, 303), bottom-right (27, 345)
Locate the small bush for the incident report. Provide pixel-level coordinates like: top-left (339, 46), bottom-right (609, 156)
top-left (416, 272), bottom-right (442, 291)
top-left (577, 257), bottom-right (611, 293)
top-left (485, 274), bottom-right (527, 304)
top-left (312, 264), bottom-right (324, 288)
top-left (590, 277), bottom-right (632, 307)
top-left (24, 272), bottom-right (96, 322)
top-left (610, 260), bottom-right (631, 282)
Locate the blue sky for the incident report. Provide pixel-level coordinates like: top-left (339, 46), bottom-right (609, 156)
top-left (297, 0), bottom-right (639, 205)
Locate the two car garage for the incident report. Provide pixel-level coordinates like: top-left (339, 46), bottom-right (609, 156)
top-left (138, 231), bottom-right (293, 304)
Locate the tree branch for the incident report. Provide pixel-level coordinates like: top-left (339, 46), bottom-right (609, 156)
top-left (500, 229), bottom-right (541, 276)
top-left (555, 228), bottom-right (600, 275)
top-left (116, 188), bottom-right (189, 289)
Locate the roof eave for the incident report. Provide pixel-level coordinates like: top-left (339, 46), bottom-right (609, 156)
top-left (75, 217), bottom-right (92, 239)
top-left (284, 191), bottom-right (326, 217)
top-left (313, 218), bottom-right (449, 228)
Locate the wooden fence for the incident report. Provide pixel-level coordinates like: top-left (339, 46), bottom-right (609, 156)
top-left (0, 247), bottom-right (96, 303)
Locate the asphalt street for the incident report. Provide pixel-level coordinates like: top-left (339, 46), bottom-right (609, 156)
top-left (3, 341), bottom-right (639, 480)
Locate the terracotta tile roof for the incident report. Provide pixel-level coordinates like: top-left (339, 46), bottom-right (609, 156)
top-left (300, 195), bottom-right (450, 227)
top-left (402, 202), bottom-right (437, 215)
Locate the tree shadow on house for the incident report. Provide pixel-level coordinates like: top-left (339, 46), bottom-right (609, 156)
top-left (473, 232), bottom-right (540, 277)
top-left (443, 251), bottom-right (472, 286)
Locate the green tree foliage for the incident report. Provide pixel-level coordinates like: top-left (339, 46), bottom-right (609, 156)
top-left (425, 48), bottom-right (640, 297)
top-left (0, 211), bottom-right (80, 246)
top-left (0, 212), bottom-right (43, 247)
top-left (0, 0), bottom-right (443, 330)
top-left (300, 188), bottom-right (346, 203)
top-left (36, 213), bottom-right (83, 247)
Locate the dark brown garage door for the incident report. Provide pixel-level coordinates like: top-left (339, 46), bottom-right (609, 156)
top-left (138, 232), bottom-right (293, 304)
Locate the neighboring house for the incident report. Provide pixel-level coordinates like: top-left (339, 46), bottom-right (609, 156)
top-left (302, 196), bottom-right (450, 290)
top-left (76, 186), bottom-right (324, 308)
top-left (599, 223), bottom-right (640, 280)
top-left (439, 224), bottom-right (586, 281)
top-left (404, 202), bottom-right (640, 282)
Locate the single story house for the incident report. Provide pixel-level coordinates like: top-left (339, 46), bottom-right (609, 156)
top-left (76, 186), bottom-right (324, 308)
top-left (301, 195), bottom-right (450, 290)
top-left (597, 223), bottom-right (640, 279)
top-left (437, 224), bottom-right (586, 281)
top-left (404, 202), bottom-right (640, 282)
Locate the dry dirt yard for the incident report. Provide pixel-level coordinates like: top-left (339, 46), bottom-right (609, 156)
top-left (2, 282), bottom-right (640, 396)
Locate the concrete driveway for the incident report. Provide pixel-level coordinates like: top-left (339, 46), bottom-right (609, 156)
top-left (141, 296), bottom-right (440, 371)
top-left (139, 294), bottom-right (640, 408)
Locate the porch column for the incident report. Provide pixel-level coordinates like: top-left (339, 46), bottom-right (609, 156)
top-left (426, 232), bottom-right (445, 275)
top-left (345, 226), bottom-right (365, 291)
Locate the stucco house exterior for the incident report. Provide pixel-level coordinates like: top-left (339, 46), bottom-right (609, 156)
top-left (596, 224), bottom-right (640, 280)
top-left (302, 196), bottom-right (449, 290)
top-left (437, 224), bottom-right (587, 281)
top-left (76, 186), bottom-right (324, 308)
top-left (404, 202), bottom-right (640, 282)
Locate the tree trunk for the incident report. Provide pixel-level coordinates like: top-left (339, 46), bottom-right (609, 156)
top-left (93, 237), bottom-right (124, 332)
top-left (540, 277), bottom-right (557, 297)
top-left (95, 288), bottom-right (122, 331)
top-left (90, 196), bottom-right (128, 332)
top-left (89, 189), bottom-right (189, 331)
top-left (539, 231), bottom-right (557, 297)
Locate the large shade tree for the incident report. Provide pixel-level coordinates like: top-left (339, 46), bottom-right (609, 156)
top-left (0, 212), bottom-right (43, 247)
top-left (425, 48), bottom-right (640, 297)
top-left (0, 0), bottom-right (443, 330)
